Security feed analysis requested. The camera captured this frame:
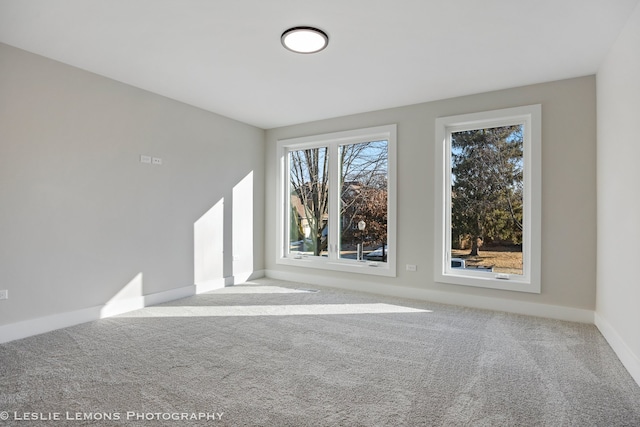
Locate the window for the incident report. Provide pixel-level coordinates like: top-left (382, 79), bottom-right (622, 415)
top-left (277, 125), bottom-right (397, 277)
top-left (435, 105), bottom-right (541, 293)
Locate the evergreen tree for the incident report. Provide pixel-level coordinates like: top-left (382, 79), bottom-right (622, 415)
top-left (451, 125), bottom-right (523, 256)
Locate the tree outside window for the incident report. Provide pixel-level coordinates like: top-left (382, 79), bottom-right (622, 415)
top-left (451, 125), bottom-right (523, 275)
top-left (288, 141), bottom-right (388, 261)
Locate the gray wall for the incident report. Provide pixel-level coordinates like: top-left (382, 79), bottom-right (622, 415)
top-left (0, 43), bottom-right (265, 326)
top-left (265, 76), bottom-right (597, 311)
top-left (596, 2), bottom-right (640, 383)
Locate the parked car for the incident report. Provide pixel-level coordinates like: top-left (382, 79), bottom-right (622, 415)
top-left (451, 257), bottom-right (493, 271)
top-left (365, 245), bottom-right (387, 261)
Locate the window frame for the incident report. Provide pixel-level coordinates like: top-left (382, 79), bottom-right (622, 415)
top-left (434, 105), bottom-right (541, 293)
top-left (276, 124), bottom-right (397, 277)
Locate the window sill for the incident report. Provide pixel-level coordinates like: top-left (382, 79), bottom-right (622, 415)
top-left (435, 272), bottom-right (540, 294)
top-left (277, 256), bottom-right (396, 278)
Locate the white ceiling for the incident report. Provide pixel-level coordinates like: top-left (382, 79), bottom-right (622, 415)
top-left (1, 0), bottom-right (638, 129)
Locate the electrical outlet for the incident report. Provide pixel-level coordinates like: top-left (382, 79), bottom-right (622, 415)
top-left (406, 264), bottom-right (417, 272)
top-left (140, 155), bottom-right (152, 164)
top-left (152, 157), bottom-right (162, 165)
top-left (0, 290), bottom-right (8, 300)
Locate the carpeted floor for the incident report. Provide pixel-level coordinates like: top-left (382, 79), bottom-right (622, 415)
top-left (1, 278), bottom-right (639, 426)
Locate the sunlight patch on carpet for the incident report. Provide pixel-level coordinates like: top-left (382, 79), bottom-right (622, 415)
top-left (119, 303), bottom-right (431, 317)
top-left (207, 286), bottom-right (315, 294)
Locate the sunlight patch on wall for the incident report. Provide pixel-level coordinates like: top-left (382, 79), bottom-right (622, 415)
top-left (119, 303), bottom-right (431, 317)
top-left (100, 272), bottom-right (144, 317)
top-left (194, 198), bottom-right (225, 292)
top-left (232, 171), bottom-right (254, 283)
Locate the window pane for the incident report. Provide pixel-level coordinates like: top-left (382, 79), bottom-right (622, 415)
top-left (288, 147), bottom-right (329, 257)
top-left (339, 140), bottom-right (388, 262)
top-left (450, 125), bottom-right (523, 275)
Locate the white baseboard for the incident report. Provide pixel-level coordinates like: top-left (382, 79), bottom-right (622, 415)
top-left (143, 285), bottom-right (195, 306)
top-left (264, 269), bottom-right (594, 323)
top-left (0, 284), bottom-right (195, 344)
top-left (0, 306), bottom-right (102, 345)
top-left (195, 278), bottom-right (227, 294)
top-left (233, 269), bottom-right (266, 284)
top-left (595, 313), bottom-right (640, 387)
top-left (0, 269), bottom-right (270, 344)
top-left (99, 296), bottom-right (145, 318)
top-left (195, 271), bottom-right (266, 293)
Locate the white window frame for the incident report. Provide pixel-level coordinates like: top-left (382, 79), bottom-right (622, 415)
top-left (276, 125), bottom-right (397, 277)
top-left (434, 105), bottom-right (541, 293)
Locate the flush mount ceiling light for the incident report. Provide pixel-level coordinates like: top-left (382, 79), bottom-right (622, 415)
top-left (281, 26), bottom-right (329, 54)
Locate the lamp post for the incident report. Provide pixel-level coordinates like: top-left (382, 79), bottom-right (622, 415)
top-left (357, 220), bottom-right (366, 261)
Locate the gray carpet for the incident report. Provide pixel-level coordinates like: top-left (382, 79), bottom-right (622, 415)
top-left (1, 278), bottom-right (639, 426)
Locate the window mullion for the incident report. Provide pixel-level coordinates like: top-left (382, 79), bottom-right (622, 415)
top-left (283, 149), bottom-right (292, 258)
top-left (328, 143), bottom-right (340, 260)
top-left (444, 130), bottom-right (453, 274)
